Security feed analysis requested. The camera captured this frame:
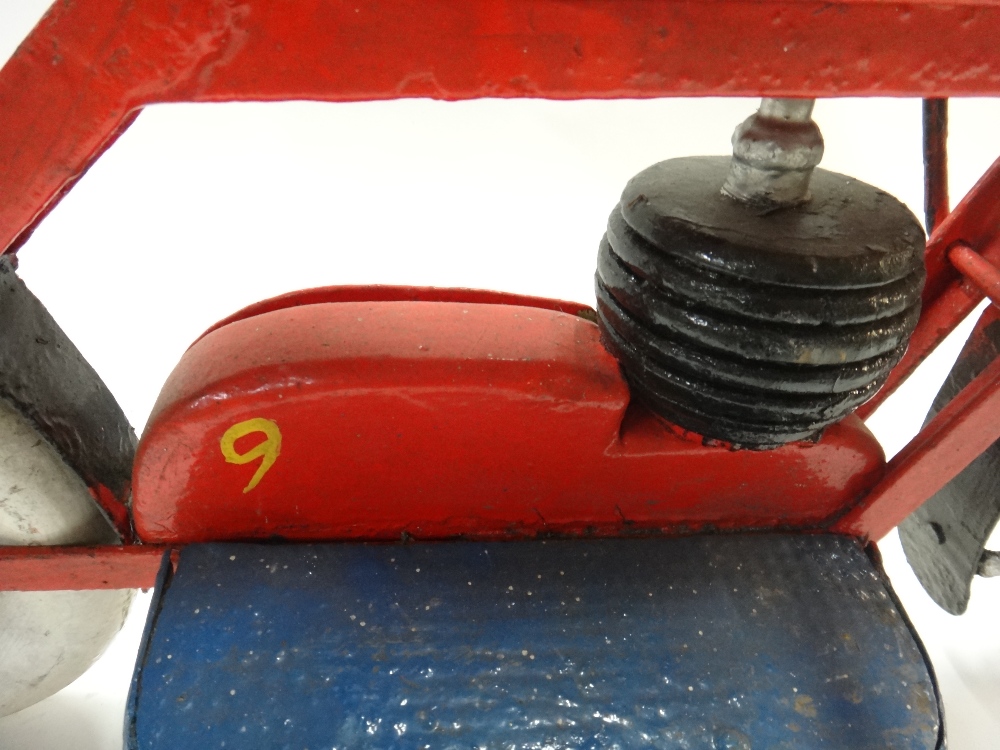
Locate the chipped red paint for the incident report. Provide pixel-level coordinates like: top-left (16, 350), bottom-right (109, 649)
top-left (0, 545), bottom-right (167, 591)
top-left (133, 294), bottom-right (886, 544)
top-left (4, 0), bottom-right (1000, 253)
top-left (88, 483), bottom-right (135, 545)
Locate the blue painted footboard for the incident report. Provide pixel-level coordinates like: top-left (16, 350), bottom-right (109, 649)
top-left (127, 535), bottom-right (940, 749)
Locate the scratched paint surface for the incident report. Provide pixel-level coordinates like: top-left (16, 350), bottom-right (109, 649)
top-left (129, 536), bottom-right (939, 749)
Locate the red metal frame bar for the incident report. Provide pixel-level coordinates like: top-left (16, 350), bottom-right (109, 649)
top-left (90, 483), bottom-right (135, 545)
top-left (0, 545), bottom-right (167, 591)
top-left (949, 245), bottom-right (1000, 307)
top-left (836, 351), bottom-right (1000, 541)
top-left (922, 157), bottom-right (1000, 309)
top-left (857, 155), bottom-right (1000, 420)
top-left (3, 0), bottom-right (1000, 254)
top-left (845, 243), bottom-right (1000, 539)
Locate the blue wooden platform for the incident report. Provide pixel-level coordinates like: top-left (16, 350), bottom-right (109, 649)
top-left (127, 536), bottom-right (940, 749)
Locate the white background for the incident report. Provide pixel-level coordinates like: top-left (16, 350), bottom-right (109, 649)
top-left (2, 2), bottom-right (1000, 747)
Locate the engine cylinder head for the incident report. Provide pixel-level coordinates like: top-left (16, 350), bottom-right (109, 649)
top-left (596, 155), bottom-right (924, 448)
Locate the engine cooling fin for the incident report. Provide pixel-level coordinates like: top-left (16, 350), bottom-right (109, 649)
top-left (596, 155), bottom-right (924, 448)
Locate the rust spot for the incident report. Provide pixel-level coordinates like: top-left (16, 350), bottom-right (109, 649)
top-left (794, 694), bottom-right (818, 717)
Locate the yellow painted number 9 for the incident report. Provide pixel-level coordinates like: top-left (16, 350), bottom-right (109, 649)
top-left (220, 418), bottom-right (282, 493)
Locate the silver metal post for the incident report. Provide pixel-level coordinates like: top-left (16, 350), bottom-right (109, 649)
top-left (722, 97), bottom-right (824, 208)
